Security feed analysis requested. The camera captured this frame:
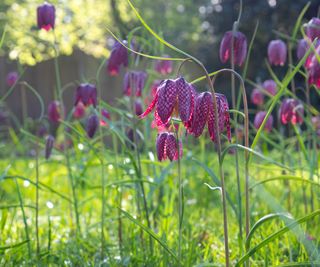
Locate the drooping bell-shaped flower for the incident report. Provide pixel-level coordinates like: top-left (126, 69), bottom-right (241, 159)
top-left (307, 47), bottom-right (320, 88)
top-left (37, 124), bottom-right (48, 137)
top-left (219, 30), bottom-right (248, 66)
top-left (6, 71), bottom-right (18, 87)
top-left (74, 83), bottom-right (97, 108)
top-left (268, 40), bottom-right (287, 66)
top-left (37, 2), bottom-right (55, 31)
top-left (254, 111), bottom-right (273, 132)
top-left (296, 39), bottom-right (309, 60)
top-left (140, 77), bottom-right (196, 125)
top-left (154, 57), bottom-right (173, 75)
top-left (107, 41), bottom-right (129, 76)
top-left (123, 71), bottom-right (148, 97)
top-left (156, 132), bottom-right (182, 161)
top-left (263, 79), bottom-right (277, 96)
top-left (48, 101), bottom-right (61, 123)
top-left (305, 18), bottom-right (320, 41)
top-left (100, 108), bottom-right (111, 126)
top-left (86, 114), bottom-right (99, 138)
top-left (73, 102), bottom-right (86, 119)
top-left (251, 88), bottom-right (264, 106)
top-left (185, 92), bottom-right (231, 142)
top-left (45, 135), bottom-right (55, 159)
top-left (279, 98), bottom-right (304, 125)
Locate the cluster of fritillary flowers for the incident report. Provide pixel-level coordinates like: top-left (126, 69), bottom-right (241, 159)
top-left (139, 76), bottom-right (231, 161)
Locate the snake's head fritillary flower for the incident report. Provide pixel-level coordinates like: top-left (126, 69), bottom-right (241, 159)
top-left (219, 31), bottom-right (247, 66)
top-left (107, 41), bottom-right (129, 76)
top-left (254, 111), bottom-right (273, 132)
top-left (6, 71), bottom-right (18, 87)
top-left (100, 108), bottom-right (111, 126)
top-left (37, 2), bottom-right (55, 31)
top-left (140, 77), bottom-right (196, 125)
top-left (263, 80), bottom-right (277, 96)
top-left (135, 99), bottom-right (143, 116)
top-left (185, 92), bottom-right (231, 142)
top-left (154, 57), bottom-right (173, 75)
top-left (123, 71), bottom-right (148, 97)
top-left (156, 132), bottom-right (182, 161)
top-left (36, 124), bottom-right (48, 137)
top-left (268, 40), bottom-right (287, 66)
top-left (307, 47), bottom-right (320, 88)
top-left (86, 114), bottom-right (99, 138)
top-left (73, 102), bottom-right (86, 119)
top-left (296, 39), bottom-right (309, 60)
top-left (74, 83), bottom-right (97, 108)
top-left (305, 18), bottom-right (320, 41)
top-left (48, 101), bottom-right (61, 123)
top-left (45, 135), bottom-right (55, 159)
top-left (251, 88), bottom-right (264, 106)
top-left (279, 98), bottom-right (304, 125)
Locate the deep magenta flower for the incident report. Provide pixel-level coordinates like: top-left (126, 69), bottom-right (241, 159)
top-left (74, 83), bottom-right (97, 108)
top-left (140, 77), bottom-right (196, 124)
top-left (45, 135), bottom-right (55, 159)
top-left (254, 111), bottom-right (273, 132)
top-left (307, 47), bottom-right (320, 88)
top-left (86, 114), bottom-right (99, 138)
top-left (6, 71), bottom-right (18, 87)
top-left (185, 92), bottom-right (231, 142)
top-left (37, 2), bottom-right (55, 31)
top-left (123, 71), bottom-right (148, 97)
top-left (154, 57), bottom-right (173, 75)
top-left (107, 41), bottom-right (128, 76)
top-left (135, 99), bottom-right (143, 116)
top-left (156, 132), bottom-right (182, 161)
top-left (48, 101), bottom-right (61, 123)
top-left (37, 124), bottom-right (48, 137)
top-left (263, 80), bottom-right (277, 96)
top-left (305, 18), bottom-right (320, 41)
top-left (100, 108), bottom-right (111, 126)
top-left (251, 88), bottom-right (264, 106)
top-left (73, 102), bottom-right (86, 119)
top-left (268, 40), bottom-right (287, 66)
top-left (219, 30), bottom-right (247, 66)
top-left (296, 39), bottom-right (309, 60)
top-left (279, 98), bottom-right (304, 125)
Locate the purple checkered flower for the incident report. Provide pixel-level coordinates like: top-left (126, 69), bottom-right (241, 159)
top-left (74, 83), bottom-right (97, 108)
top-left (123, 71), bottom-right (148, 97)
top-left (268, 40), bottom-right (287, 66)
top-left (107, 41), bottom-right (128, 76)
top-left (254, 111), bottom-right (273, 132)
top-left (156, 132), bottom-right (182, 161)
top-left (279, 98), bottom-right (304, 125)
top-left (219, 31), bottom-right (247, 66)
top-left (37, 2), bottom-right (55, 31)
top-left (140, 77), bottom-right (196, 125)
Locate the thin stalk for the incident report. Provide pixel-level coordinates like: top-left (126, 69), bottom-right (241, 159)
top-left (174, 127), bottom-right (183, 266)
top-left (129, 73), bottom-right (153, 254)
top-left (14, 178), bottom-right (32, 260)
top-left (35, 141), bottom-right (40, 260)
top-left (21, 83), bottom-right (27, 128)
top-left (231, 22), bottom-right (243, 254)
top-left (52, 31), bottom-right (81, 237)
top-left (97, 84), bottom-right (107, 259)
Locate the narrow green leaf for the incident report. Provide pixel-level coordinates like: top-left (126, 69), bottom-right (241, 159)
top-left (120, 208), bottom-right (179, 262)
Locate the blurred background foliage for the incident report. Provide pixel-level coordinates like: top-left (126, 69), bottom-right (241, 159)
top-left (0, 0), bottom-right (319, 71)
